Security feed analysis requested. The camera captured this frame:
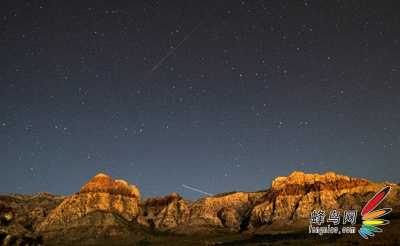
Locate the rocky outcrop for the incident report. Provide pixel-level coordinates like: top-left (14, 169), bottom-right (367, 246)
top-left (248, 171), bottom-right (400, 231)
top-left (185, 191), bottom-right (266, 232)
top-left (38, 211), bottom-right (152, 245)
top-left (138, 192), bottom-right (190, 230)
top-left (80, 173), bottom-right (140, 199)
top-left (137, 191), bottom-right (266, 233)
top-left (1, 171), bottom-right (399, 245)
top-left (0, 193), bottom-right (64, 245)
top-left (135, 171), bottom-right (400, 234)
top-left (37, 173), bottom-right (141, 235)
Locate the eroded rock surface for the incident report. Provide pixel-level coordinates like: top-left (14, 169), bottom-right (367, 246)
top-left (138, 192), bottom-right (190, 230)
top-left (1, 171), bottom-right (399, 245)
top-left (248, 171), bottom-right (400, 231)
top-left (0, 193), bottom-right (63, 245)
top-left (37, 173), bottom-right (141, 235)
top-left (186, 191), bottom-right (266, 231)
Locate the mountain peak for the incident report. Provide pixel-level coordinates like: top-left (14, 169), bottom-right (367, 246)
top-left (93, 172), bottom-right (111, 178)
top-left (4, 171), bottom-right (399, 245)
top-left (271, 171), bottom-right (369, 190)
top-left (80, 173), bottom-right (140, 199)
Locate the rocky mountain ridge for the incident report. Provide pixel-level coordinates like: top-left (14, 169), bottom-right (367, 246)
top-left (37, 173), bottom-right (141, 234)
top-left (1, 171), bottom-right (399, 245)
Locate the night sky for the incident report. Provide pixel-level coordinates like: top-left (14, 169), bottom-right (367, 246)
top-left (1, 0), bottom-right (399, 199)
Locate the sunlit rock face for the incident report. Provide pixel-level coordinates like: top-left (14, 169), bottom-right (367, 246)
top-left (137, 171), bottom-right (400, 233)
top-left (1, 171), bottom-right (399, 245)
top-left (37, 173), bottom-right (141, 233)
top-left (186, 191), bottom-right (266, 231)
top-left (138, 191), bottom-right (267, 232)
top-left (79, 173), bottom-right (141, 199)
top-left (248, 171), bottom-right (400, 230)
top-left (138, 192), bottom-right (191, 231)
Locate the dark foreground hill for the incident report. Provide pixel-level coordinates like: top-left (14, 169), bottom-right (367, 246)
top-left (1, 171), bottom-right (399, 245)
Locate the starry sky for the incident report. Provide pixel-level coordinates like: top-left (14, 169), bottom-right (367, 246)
top-left (1, 0), bottom-right (399, 199)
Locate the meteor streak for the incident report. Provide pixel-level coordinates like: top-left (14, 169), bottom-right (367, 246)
top-left (144, 21), bottom-right (203, 79)
top-left (182, 184), bottom-right (213, 196)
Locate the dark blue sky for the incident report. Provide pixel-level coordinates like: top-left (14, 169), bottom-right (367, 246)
top-left (1, 0), bottom-right (399, 199)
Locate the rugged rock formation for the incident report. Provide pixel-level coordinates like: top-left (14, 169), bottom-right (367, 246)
top-left (0, 193), bottom-right (64, 245)
top-left (248, 171), bottom-right (400, 231)
top-left (137, 191), bottom-right (267, 232)
top-left (1, 171), bottom-right (399, 245)
top-left (38, 211), bottom-right (152, 245)
top-left (185, 191), bottom-right (266, 232)
top-left (135, 171), bottom-right (400, 233)
top-left (37, 173), bottom-right (141, 235)
top-left (80, 173), bottom-right (140, 199)
top-left (138, 192), bottom-right (190, 230)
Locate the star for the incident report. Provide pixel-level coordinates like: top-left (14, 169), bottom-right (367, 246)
top-left (277, 121), bottom-right (285, 128)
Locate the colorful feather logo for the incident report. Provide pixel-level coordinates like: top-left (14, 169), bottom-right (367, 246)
top-left (358, 186), bottom-right (392, 239)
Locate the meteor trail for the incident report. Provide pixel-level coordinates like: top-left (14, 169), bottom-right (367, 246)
top-left (144, 21), bottom-right (203, 79)
top-left (182, 184), bottom-right (213, 196)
